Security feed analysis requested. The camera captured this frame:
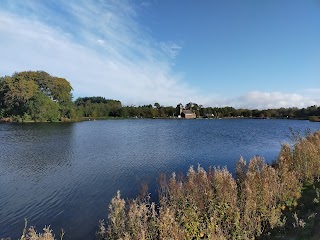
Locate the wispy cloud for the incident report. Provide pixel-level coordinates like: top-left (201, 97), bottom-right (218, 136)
top-left (205, 91), bottom-right (319, 109)
top-left (302, 88), bottom-right (320, 94)
top-left (160, 41), bottom-right (183, 60)
top-left (0, 0), bottom-right (196, 106)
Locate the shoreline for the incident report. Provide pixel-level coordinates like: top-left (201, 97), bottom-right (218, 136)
top-left (1, 116), bottom-right (316, 123)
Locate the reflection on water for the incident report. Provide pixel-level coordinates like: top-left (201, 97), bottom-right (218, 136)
top-left (0, 119), bottom-right (319, 239)
top-left (1, 123), bottom-right (75, 172)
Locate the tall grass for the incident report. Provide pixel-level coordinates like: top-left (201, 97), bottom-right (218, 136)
top-left (1, 219), bottom-right (63, 240)
top-left (98, 130), bottom-right (320, 240)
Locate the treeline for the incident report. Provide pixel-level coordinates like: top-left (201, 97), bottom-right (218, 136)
top-left (97, 131), bottom-right (320, 240)
top-left (74, 100), bottom-right (176, 119)
top-left (71, 100), bottom-right (320, 120)
top-left (75, 96), bottom-right (122, 118)
top-left (72, 102), bottom-right (320, 120)
top-left (1, 71), bottom-right (320, 122)
top-left (200, 105), bottom-right (320, 119)
top-left (70, 102), bottom-right (320, 120)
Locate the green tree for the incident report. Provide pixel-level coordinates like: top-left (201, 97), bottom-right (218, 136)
top-left (11, 71), bottom-right (73, 103)
top-left (27, 92), bottom-right (60, 122)
top-left (0, 71), bottom-right (73, 121)
top-left (0, 75), bottom-right (38, 115)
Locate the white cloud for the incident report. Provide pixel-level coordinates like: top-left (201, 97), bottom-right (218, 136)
top-left (96, 39), bottom-right (106, 45)
top-left (302, 88), bottom-right (320, 94)
top-left (160, 41), bottom-right (183, 60)
top-left (205, 91), bottom-right (320, 109)
top-left (0, 1), bottom-right (197, 106)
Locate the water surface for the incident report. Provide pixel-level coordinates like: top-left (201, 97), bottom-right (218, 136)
top-left (0, 119), bottom-right (319, 239)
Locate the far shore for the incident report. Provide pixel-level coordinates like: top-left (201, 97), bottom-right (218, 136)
top-left (1, 115), bottom-right (318, 123)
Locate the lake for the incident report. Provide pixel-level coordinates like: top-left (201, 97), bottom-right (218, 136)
top-left (0, 119), bottom-right (319, 239)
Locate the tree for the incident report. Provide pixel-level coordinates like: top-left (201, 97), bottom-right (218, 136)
top-left (154, 102), bottom-right (160, 109)
top-left (0, 75), bottom-right (38, 115)
top-left (28, 92), bottom-right (60, 122)
top-left (11, 71), bottom-right (73, 104)
top-left (0, 71), bottom-right (73, 121)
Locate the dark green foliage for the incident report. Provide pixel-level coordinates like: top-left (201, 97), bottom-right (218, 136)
top-left (75, 96), bottom-right (120, 105)
top-left (74, 97), bottom-right (122, 118)
top-left (199, 105), bottom-right (320, 119)
top-left (120, 105), bottom-right (175, 118)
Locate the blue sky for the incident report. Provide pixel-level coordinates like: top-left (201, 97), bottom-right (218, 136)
top-left (0, 0), bottom-right (319, 108)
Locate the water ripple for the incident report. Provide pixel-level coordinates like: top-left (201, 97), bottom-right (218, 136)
top-left (0, 120), bottom-right (319, 239)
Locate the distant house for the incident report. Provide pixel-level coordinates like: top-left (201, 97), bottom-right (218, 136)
top-left (181, 110), bottom-right (196, 119)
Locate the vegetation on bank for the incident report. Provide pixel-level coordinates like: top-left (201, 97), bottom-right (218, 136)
top-left (0, 219), bottom-right (63, 240)
top-left (1, 71), bottom-right (320, 122)
top-left (96, 130), bottom-right (320, 240)
top-left (261, 181), bottom-right (320, 240)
